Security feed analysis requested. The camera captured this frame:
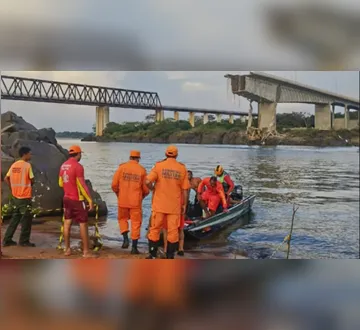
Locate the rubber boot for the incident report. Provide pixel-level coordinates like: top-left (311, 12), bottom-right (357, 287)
top-left (122, 232), bottom-right (130, 249)
top-left (166, 242), bottom-right (177, 259)
top-left (146, 240), bottom-right (158, 259)
top-left (131, 239), bottom-right (140, 255)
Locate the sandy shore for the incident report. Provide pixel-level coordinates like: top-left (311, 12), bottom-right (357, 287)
top-left (1, 220), bottom-right (247, 259)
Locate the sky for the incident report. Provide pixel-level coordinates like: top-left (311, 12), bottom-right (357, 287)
top-left (0, 0), bottom-right (359, 132)
top-left (1, 71), bottom-right (359, 132)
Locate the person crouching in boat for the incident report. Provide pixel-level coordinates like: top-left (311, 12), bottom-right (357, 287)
top-left (197, 176), bottom-right (228, 218)
top-left (186, 170), bottom-right (203, 218)
top-left (214, 165), bottom-right (235, 204)
top-left (188, 170), bottom-right (202, 194)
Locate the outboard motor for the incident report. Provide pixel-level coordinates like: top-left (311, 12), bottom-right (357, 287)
top-left (230, 185), bottom-right (243, 201)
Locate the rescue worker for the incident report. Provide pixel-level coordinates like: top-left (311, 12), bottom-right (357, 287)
top-left (58, 145), bottom-right (94, 258)
top-left (214, 165), bottom-right (235, 202)
top-left (111, 150), bottom-right (149, 254)
top-left (145, 145), bottom-right (190, 259)
top-left (197, 176), bottom-right (228, 217)
top-left (3, 146), bottom-right (36, 247)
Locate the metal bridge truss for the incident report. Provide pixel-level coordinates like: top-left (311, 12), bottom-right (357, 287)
top-left (1, 75), bottom-right (163, 109)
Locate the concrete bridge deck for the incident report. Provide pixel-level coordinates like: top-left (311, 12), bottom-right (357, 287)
top-left (225, 71), bottom-right (359, 131)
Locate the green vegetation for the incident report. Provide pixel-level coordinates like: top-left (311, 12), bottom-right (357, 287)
top-left (56, 131), bottom-right (93, 139)
top-left (102, 112), bottom-right (318, 139)
top-left (87, 111), bottom-right (358, 146)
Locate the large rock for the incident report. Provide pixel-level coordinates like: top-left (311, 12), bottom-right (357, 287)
top-left (1, 111), bottom-right (108, 218)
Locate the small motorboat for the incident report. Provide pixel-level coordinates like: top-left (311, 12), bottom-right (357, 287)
top-left (184, 185), bottom-right (256, 241)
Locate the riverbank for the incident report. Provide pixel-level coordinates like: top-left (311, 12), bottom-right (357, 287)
top-left (1, 220), bottom-right (247, 259)
top-left (83, 126), bottom-right (360, 147)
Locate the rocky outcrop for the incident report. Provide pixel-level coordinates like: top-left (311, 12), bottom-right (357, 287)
top-left (1, 111), bottom-right (108, 218)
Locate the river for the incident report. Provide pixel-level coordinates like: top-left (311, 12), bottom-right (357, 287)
top-left (58, 139), bottom-right (360, 259)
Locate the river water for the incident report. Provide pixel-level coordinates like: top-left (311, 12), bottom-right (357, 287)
top-left (58, 139), bottom-right (359, 259)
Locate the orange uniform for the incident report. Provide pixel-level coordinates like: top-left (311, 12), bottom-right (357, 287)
top-left (163, 193), bottom-right (185, 230)
top-left (111, 153), bottom-right (149, 241)
top-left (147, 150), bottom-right (190, 245)
top-left (198, 177), bottom-right (227, 212)
top-left (6, 160), bottom-right (34, 199)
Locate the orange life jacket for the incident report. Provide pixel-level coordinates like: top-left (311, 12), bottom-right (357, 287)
top-left (7, 160), bottom-right (33, 199)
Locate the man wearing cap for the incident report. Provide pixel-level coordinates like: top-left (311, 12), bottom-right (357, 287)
top-left (111, 150), bottom-right (149, 254)
top-left (59, 145), bottom-right (94, 258)
top-left (145, 145), bottom-right (190, 259)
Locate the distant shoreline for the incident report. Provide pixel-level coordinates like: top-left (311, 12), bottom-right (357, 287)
top-left (80, 129), bottom-right (359, 148)
top-left (56, 132), bottom-right (92, 139)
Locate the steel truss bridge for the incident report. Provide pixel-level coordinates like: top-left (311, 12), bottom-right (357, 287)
top-left (0, 75), bottom-right (250, 116)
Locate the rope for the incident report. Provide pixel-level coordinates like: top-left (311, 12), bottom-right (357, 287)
top-left (270, 235), bottom-right (290, 259)
top-left (56, 214), bottom-right (65, 251)
top-left (93, 204), bottom-right (103, 252)
top-left (56, 204), bottom-right (103, 252)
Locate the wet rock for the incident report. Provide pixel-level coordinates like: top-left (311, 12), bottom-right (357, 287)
top-left (1, 111), bottom-right (37, 131)
top-left (1, 111), bottom-right (108, 218)
top-left (81, 134), bottom-right (96, 142)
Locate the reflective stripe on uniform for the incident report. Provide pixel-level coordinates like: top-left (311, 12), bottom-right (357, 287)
top-left (11, 162), bottom-right (31, 187)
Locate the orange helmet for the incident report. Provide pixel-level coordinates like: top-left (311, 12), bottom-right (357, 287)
top-left (214, 165), bottom-right (224, 176)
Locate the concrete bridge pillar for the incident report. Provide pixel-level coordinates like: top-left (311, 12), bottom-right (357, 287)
top-left (174, 111), bottom-right (179, 121)
top-left (229, 114), bottom-right (234, 124)
top-left (189, 112), bottom-right (195, 127)
top-left (315, 103), bottom-right (332, 130)
top-left (216, 114), bottom-right (222, 123)
top-left (155, 109), bottom-right (164, 122)
top-left (258, 102), bottom-right (277, 130)
top-left (344, 105), bottom-right (349, 129)
top-left (155, 109), bottom-right (161, 122)
top-left (95, 106), bottom-right (110, 136)
top-left (203, 113), bottom-right (209, 124)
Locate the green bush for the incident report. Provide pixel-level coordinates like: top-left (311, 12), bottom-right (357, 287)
top-left (101, 112), bottom-right (324, 140)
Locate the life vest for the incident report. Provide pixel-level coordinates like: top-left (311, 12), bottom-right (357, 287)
top-left (8, 160), bottom-right (33, 199)
top-left (218, 171), bottom-right (230, 193)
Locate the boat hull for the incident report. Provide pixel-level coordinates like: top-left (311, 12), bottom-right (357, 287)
top-left (184, 195), bottom-right (256, 241)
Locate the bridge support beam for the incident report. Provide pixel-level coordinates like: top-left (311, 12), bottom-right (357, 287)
top-left (315, 104), bottom-right (332, 130)
top-left (189, 112), bottom-right (195, 127)
top-left (258, 102), bottom-right (277, 131)
top-left (216, 114), bottom-right (222, 123)
top-left (155, 109), bottom-right (164, 122)
top-left (344, 105), bottom-right (349, 129)
top-left (174, 111), bottom-right (179, 121)
top-left (229, 115), bottom-right (234, 124)
top-left (203, 113), bottom-right (209, 124)
top-left (95, 106), bottom-right (109, 136)
top-left (348, 110), bottom-right (360, 130)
